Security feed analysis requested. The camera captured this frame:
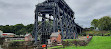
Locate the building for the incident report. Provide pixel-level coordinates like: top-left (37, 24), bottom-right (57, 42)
top-left (5, 33), bottom-right (33, 42)
top-left (25, 33), bottom-right (33, 41)
top-left (50, 32), bottom-right (61, 44)
top-left (2, 33), bottom-right (15, 37)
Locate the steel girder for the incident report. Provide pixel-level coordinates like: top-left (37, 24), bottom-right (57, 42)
top-left (33, 0), bottom-right (83, 44)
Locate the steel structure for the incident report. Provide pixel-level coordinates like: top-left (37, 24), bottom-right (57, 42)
top-left (33, 0), bottom-right (83, 44)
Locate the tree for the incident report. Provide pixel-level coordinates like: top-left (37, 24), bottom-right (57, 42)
top-left (91, 16), bottom-right (111, 31)
top-left (0, 25), bottom-right (14, 33)
top-left (0, 24), bottom-right (35, 35)
top-left (16, 28), bottom-right (26, 35)
top-left (98, 16), bottom-right (111, 31)
top-left (14, 24), bottom-right (24, 35)
top-left (90, 27), bottom-right (94, 30)
top-left (25, 24), bottom-right (34, 33)
top-left (91, 19), bottom-right (99, 29)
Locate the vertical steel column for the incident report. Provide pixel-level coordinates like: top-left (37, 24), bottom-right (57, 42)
top-left (80, 28), bottom-right (81, 34)
top-left (74, 23), bottom-right (77, 39)
top-left (42, 14), bottom-right (45, 33)
top-left (57, 6), bottom-right (64, 39)
top-left (66, 15), bottom-right (69, 39)
top-left (68, 15), bottom-right (71, 39)
top-left (53, 7), bottom-right (56, 32)
top-left (72, 20), bottom-right (75, 39)
top-left (41, 14), bottom-right (46, 44)
top-left (55, 7), bottom-right (58, 32)
top-left (61, 11), bottom-right (65, 39)
top-left (76, 27), bottom-right (78, 39)
top-left (34, 6), bottom-right (38, 44)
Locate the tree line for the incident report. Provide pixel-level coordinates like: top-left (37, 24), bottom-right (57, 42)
top-left (91, 16), bottom-right (111, 31)
top-left (0, 21), bottom-right (52, 35)
top-left (1, 16), bottom-right (111, 35)
top-left (0, 24), bottom-right (34, 35)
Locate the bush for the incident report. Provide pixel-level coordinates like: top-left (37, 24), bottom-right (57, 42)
top-left (89, 34), bottom-right (93, 36)
top-left (81, 33), bottom-right (86, 36)
top-left (104, 33), bottom-right (111, 36)
top-left (109, 30), bottom-right (111, 33)
top-left (78, 40), bottom-right (87, 46)
top-left (9, 42), bottom-right (19, 47)
top-left (96, 33), bottom-right (102, 36)
top-left (62, 39), bottom-right (79, 47)
top-left (62, 37), bottom-right (93, 47)
top-left (84, 31), bottom-right (111, 36)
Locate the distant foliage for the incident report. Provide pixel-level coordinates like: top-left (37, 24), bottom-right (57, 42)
top-left (91, 16), bottom-right (111, 31)
top-left (91, 19), bottom-right (99, 29)
top-left (85, 31), bottom-right (111, 36)
top-left (0, 21), bottom-right (52, 35)
top-left (0, 24), bottom-right (34, 35)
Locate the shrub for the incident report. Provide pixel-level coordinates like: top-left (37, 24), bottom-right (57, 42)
top-left (81, 33), bottom-right (86, 36)
top-left (89, 34), bottom-right (93, 36)
top-left (104, 33), bottom-right (111, 36)
top-left (84, 31), bottom-right (111, 36)
top-left (9, 42), bottom-right (19, 47)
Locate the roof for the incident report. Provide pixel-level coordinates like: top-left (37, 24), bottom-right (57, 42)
top-left (2, 33), bottom-right (15, 35)
top-left (50, 32), bottom-right (60, 37)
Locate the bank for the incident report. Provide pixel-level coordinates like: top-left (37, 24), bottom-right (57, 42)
top-left (59, 36), bottom-right (111, 49)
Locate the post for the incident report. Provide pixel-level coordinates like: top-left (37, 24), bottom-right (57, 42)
top-left (75, 25), bottom-right (77, 39)
top-left (80, 28), bottom-right (82, 34)
top-left (46, 40), bottom-right (48, 49)
top-left (34, 6), bottom-right (38, 44)
top-left (53, 7), bottom-right (56, 32)
top-left (61, 12), bottom-right (64, 39)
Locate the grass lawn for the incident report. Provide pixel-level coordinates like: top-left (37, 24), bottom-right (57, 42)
top-left (59, 36), bottom-right (111, 49)
top-left (48, 45), bottom-right (63, 49)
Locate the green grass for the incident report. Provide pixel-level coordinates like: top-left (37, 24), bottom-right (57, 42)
top-left (12, 40), bottom-right (25, 42)
top-left (59, 36), bottom-right (111, 49)
top-left (48, 45), bottom-right (63, 49)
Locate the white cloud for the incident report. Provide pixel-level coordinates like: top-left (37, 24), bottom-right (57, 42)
top-left (0, 0), bottom-right (111, 28)
top-left (65, 0), bottom-right (111, 28)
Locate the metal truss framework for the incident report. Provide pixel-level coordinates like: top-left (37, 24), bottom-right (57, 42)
top-left (33, 0), bottom-right (83, 44)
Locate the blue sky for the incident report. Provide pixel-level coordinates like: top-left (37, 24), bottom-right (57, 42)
top-left (0, 0), bottom-right (111, 28)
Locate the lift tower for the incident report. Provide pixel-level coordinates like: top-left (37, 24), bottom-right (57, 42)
top-left (33, 0), bottom-right (83, 44)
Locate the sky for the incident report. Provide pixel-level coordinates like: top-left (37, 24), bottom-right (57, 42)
top-left (0, 0), bottom-right (111, 28)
